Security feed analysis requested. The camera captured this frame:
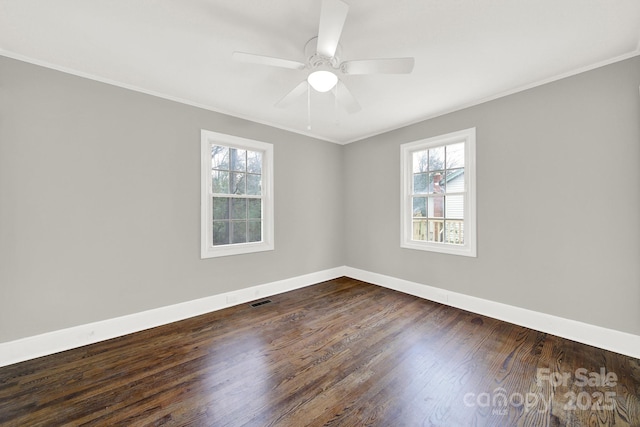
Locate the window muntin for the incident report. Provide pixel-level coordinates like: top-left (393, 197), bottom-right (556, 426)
top-left (401, 128), bottom-right (476, 257)
top-left (201, 131), bottom-right (273, 258)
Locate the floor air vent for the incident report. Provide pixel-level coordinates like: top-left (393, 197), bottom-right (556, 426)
top-left (250, 299), bottom-right (272, 308)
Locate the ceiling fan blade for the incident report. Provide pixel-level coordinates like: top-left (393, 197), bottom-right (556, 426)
top-left (275, 80), bottom-right (308, 108)
top-left (341, 57), bottom-right (415, 75)
top-left (232, 51), bottom-right (306, 70)
top-left (335, 80), bottom-right (361, 114)
top-left (317, 0), bottom-right (349, 58)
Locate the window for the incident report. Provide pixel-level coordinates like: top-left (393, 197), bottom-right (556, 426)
top-left (201, 130), bottom-right (274, 258)
top-left (400, 128), bottom-right (476, 257)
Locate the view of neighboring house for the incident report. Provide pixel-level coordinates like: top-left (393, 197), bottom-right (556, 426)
top-left (413, 169), bottom-right (465, 244)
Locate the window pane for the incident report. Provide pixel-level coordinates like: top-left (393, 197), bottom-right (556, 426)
top-left (413, 173), bottom-right (428, 193)
top-left (231, 198), bottom-right (247, 220)
top-left (412, 219), bottom-right (427, 241)
top-left (213, 221), bottom-right (230, 245)
top-left (231, 221), bottom-right (247, 243)
top-left (230, 148), bottom-right (246, 172)
top-left (429, 146), bottom-right (445, 171)
top-left (248, 199), bottom-right (262, 219)
top-left (412, 197), bottom-right (426, 217)
top-left (246, 174), bottom-right (261, 195)
top-left (428, 172), bottom-right (445, 194)
top-left (428, 195), bottom-right (444, 218)
top-left (412, 150), bottom-right (428, 173)
top-left (445, 195), bottom-right (464, 219)
top-left (248, 220), bottom-right (261, 242)
top-left (231, 172), bottom-right (246, 195)
top-left (445, 220), bottom-right (464, 245)
top-left (445, 169), bottom-right (464, 193)
top-left (427, 219), bottom-right (444, 242)
top-left (247, 151), bottom-right (262, 174)
top-left (212, 197), bottom-right (229, 220)
top-left (446, 143), bottom-right (464, 169)
top-left (212, 170), bottom-right (230, 194)
top-left (212, 145), bottom-right (229, 170)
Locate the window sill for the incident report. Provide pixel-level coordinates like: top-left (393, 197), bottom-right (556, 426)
top-left (201, 241), bottom-right (274, 259)
top-left (400, 240), bottom-right (477, 257)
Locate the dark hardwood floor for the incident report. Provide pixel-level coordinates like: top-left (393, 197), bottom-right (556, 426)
top-left (1, 277), bottom-right (639, 426)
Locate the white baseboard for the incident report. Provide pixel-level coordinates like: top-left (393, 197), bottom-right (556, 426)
top-left (344, 267), bottom-right (640, 359)
top-left (0, 267), bottom-right (345, 367)
top-left (3, 266), bottom-right (638, 367)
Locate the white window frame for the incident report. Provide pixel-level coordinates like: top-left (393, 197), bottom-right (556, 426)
top-left (400, 127), bottom-right (477, 257)
top-left (201, 130), bottom-right (274, 258)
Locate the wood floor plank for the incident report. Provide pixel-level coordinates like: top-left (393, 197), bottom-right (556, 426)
top-left (0, 277), bottom-right (638, 426)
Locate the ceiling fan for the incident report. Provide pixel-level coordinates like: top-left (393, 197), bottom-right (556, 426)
top-left (232, 0), bottom-right (415, 114)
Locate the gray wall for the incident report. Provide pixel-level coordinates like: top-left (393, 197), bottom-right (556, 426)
top-left (0, 56), bottom-right (344, 342)
top-left (2, 54), bottom-right (639, 344)
top-left (344, 56), bottom-right (640, 335)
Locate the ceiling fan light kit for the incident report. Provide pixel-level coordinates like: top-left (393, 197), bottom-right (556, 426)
top-left (232, 0), bottom-right (415, 113)
top-left (307, 70), bottom-right (338, 92)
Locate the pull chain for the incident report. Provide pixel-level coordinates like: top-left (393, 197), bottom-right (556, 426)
top-left (333, 83), bottom-right (338, 125)
top-left (307, 84), bottom-right (312, 130)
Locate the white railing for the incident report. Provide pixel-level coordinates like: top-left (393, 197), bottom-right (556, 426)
top-left (412, 219), bottom-right (464, 245)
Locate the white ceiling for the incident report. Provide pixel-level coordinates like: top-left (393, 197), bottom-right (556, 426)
top-left (1, 0), bottom-right (639, 144)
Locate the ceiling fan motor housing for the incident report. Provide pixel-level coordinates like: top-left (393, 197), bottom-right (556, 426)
top-left (305, 37), bottom-right (341, 71)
